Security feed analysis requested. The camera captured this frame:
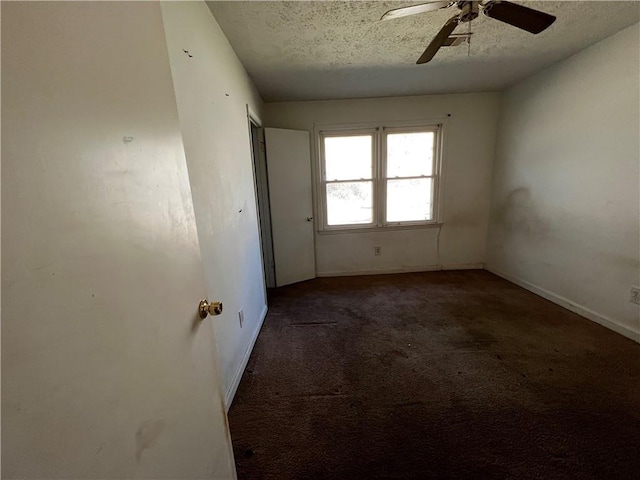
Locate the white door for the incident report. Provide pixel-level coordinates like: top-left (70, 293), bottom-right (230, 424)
top-left (2, 3), bottom-right (236, 479)
top-left (264, 128), bottom-right (316, 287)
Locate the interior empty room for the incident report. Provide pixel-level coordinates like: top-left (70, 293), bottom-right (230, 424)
top-left (2, 1), bottom-right (638, 479)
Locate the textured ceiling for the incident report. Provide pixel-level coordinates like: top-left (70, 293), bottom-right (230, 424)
top-left (206, 1), bottom-right (640, 101)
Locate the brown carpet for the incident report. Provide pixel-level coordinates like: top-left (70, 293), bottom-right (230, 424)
top-left (228, 270), bottom-right (639, 480)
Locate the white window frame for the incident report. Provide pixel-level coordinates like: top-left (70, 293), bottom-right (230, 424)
top-left (319, 128), bottom-right (378, 230)
top-left (381, 125), bottom-right (442, 227)
top-left (315, 120), bottom-right (445, 233)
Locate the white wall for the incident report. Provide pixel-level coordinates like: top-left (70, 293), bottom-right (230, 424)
top-left (486, 23), bottom-right (640, 342)
top-left (160, 1), bottom-right (267, 406)
top-left (264, 93), bottom-right (500, 276)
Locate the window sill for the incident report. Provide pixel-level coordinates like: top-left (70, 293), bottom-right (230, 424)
top-left (317, 223), bottom-right (443, 235)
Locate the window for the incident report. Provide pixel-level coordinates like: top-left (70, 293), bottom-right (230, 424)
top-left (318, 123), bottom-right (442, 231)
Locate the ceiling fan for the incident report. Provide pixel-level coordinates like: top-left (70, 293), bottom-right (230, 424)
top-left (381, 1), bottom-right (556, 64)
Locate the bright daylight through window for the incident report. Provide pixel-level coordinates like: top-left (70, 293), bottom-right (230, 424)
top-left (319, 124), bottom-right (441, 231)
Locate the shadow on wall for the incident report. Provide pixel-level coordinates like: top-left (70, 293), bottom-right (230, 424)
top-left (492, 187), bottom-right (549, 242)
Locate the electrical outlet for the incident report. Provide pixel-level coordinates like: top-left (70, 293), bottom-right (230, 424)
top-left (374, 246), bottom-right (382, 256)
top-left (630, 287), bottom-right (640, 305)
top-left (238, 309), bottom-right (244, 328)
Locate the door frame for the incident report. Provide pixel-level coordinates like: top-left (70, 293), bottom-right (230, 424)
top-left (246, 105), bottom-right (276, 289)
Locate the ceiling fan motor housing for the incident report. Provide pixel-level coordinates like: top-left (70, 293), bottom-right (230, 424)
top-left (457, 1), bottom-right (480, 23)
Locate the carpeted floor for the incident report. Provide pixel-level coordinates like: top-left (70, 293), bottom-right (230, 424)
top-left (228, 270), bottom-right (639, 480)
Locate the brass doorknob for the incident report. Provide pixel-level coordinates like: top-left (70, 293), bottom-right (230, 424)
top-left (199, 299), bottom-right (223, 319)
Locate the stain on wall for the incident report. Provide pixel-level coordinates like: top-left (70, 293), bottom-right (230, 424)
top-left (135, 419), bottom-right (165, 461)
top-left (493, 187), bottom-right (548, 240)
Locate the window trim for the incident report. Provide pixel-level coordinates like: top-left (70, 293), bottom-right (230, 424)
top-left (319, 128), bottom-right (378, 230)
top-left (314, 119), bottom-right (446, 233)
top-left (381, 125), bottom-right (442, 228)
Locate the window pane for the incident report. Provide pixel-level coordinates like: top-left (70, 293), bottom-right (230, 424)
top-left (324, 135), bottom-right (372, 181)
top-left (386, 132), bottom-right (434, 177)
top-left (386, 178), bottom-right (432, 222)
top-left (326, 181), bottom-right (373, 225)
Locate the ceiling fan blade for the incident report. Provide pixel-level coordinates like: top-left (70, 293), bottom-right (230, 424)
top-left (483, 1), bottom-right (556, 34)
top-left (381, 1), bottom-right (453, 21)
top-left (417, 16), bottom-right (459, 64)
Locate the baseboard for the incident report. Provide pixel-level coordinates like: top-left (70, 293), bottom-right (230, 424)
top-left (486, 266), bottom-right (640, 344)
top-left (224, 304), bottom-right (268, 411)
top-left (317, 263), bottom-right (484, 277)
top-left (442, 263), bottom-right (485, 271)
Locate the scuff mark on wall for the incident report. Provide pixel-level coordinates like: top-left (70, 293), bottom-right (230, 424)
top-left (135, 419), bottom-right (165, 461)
